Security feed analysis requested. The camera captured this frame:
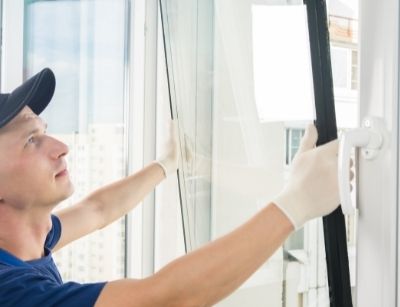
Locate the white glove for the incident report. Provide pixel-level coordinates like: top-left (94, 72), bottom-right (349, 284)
top-left (273, 124), bottom-right (340, 230)
top-left (156, 119), bottom-right (180, 177)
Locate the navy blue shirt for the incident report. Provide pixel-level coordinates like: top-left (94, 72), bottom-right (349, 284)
top-left (0, 215), bottom-right (107, 306)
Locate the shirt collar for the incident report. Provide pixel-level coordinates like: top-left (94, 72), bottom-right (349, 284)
top-left (0, 248), bottom-right (31, 267)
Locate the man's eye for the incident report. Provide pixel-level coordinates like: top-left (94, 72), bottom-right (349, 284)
top-left (26, 136), bottom-right (35, 146)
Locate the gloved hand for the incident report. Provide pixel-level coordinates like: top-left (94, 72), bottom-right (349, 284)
top-left (156, 119), bottom-right (180, 177)
top-left (273, 124), bottom-right (340, 230)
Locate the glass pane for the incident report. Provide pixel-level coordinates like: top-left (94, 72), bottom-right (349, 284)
top-left (328, 0), bottom-right (359, 297)
top-left (331, 47), bottom-right (350, 89)
top-left (160, 0), bottom-right (333, 305)
top-left (24, 0), bottom-right (129, 282)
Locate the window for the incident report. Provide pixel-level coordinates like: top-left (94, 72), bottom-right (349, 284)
top-left (159, 0), bottom-right (340, 305)
top-left (331, 46), bottom-right (358, 93)
top-left (23, 0), bottom-right (129, 282)
top-left (160, 0), bottom-right (357, 305)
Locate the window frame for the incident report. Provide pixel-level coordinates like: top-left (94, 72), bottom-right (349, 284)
top-left (356, 0), bottom-right (399, 306)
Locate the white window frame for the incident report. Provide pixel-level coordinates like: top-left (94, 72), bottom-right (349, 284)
top-left (356, 0), bottom-right (399, 306)
top-left (126, 0), bottom-right (159, 278)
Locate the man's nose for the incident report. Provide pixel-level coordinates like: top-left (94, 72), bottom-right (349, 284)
top-left (48, 137), bottom-right (69, 159)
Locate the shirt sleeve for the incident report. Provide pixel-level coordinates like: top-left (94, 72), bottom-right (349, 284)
top-left (45, 214), bottom-right (62, 250)
top-left (0, 268), bottom-right (107, 307)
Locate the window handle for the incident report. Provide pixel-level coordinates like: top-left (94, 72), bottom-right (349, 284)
top-left (338, 117), bottom-right (384, 215)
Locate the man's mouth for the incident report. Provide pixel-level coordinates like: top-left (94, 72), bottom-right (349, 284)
top-left (55, 168), bottom-right (68, 178)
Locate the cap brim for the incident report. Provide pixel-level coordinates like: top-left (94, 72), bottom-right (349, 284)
top-left (0, 68), bottom-right (56, 128)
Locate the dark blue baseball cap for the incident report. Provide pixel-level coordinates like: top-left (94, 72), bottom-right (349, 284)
top-left (0, 68), bottom-right (55, 129)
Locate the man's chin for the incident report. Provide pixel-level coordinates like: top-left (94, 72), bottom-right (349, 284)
top-left (65, 184), bottom-right (75, 198)
top-left (55, 184), bottom-right (75, 204)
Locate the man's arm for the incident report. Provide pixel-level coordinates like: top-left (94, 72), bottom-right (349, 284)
top-left (53, 162), bottom-right (166, 251)
top-left (94, 203), bottom-right (293, 307)
top-left (94, 124), bottom-right (343, 307)
top-left (53, 121), bottom-right (179, 252)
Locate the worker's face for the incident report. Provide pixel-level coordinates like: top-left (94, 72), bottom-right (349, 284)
top-left (0, 106), bottom-right (74, 211)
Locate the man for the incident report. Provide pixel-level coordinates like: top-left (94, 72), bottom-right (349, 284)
top-left (0, 68), bottom-right (343, 306)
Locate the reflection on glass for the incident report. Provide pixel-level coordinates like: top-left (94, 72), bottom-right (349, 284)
top-left (24, 0), bottom-right (128, 282)
top-left (252, 5), bottom-right (314, 122)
